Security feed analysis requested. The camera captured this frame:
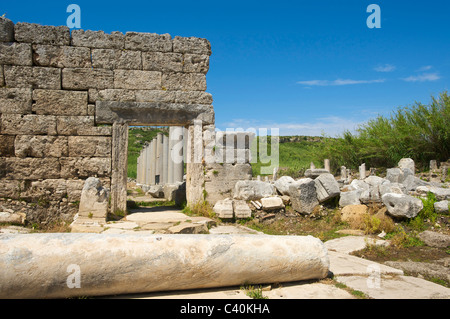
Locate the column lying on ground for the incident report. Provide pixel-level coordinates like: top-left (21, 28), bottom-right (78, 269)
top-left (0, 233), bottom-right (330, 299)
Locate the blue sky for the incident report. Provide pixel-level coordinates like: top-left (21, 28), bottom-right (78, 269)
top-left (3, 0), bottom-right (449, 136)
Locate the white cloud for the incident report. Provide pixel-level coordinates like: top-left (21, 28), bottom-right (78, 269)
top-left (401, 72), bottom-right (440, 82)
top-left (416, 65), bottom-right (433, 72)
top-left (374, 64), bottom-right (396, 72)
top-left (297, 78), bottom-right (385, 87)
top-left (217, 116), bottom-right (365, 137)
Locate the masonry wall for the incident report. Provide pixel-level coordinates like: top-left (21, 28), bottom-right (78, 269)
top-left (0, 17), bottom-right (213, 224)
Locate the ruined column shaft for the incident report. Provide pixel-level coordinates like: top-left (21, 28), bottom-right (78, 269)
top-left (155, 132), bottom-right (163, 184)
top-left (150, 139), bottom-right (157, 185)
top-left (0, 233), bottom-right (329, 299)
top-left (162, 134), bottom-right (169, 184)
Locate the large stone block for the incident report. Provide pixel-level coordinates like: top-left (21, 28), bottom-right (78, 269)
top-left (142, 51), bottom-right (183, 72)
top-left (62, 68), bottom-right (114, 90)
top-left (233, 180), bottom-right (277, 200)
top-left (14, 23), bottom-right (70, 45)
top-left (92, 48), bottom-right (142, 70)
top-left (274, 175), bottom-right (296, 195)
top-left (56, 116), bottom-right (112, 136)
top-left (0, 180), bottom-right (24, 199)
top-left (4, 66), bottom-right (61, 89)
top-left (174, 91), bottom-right (213, 105)
top-left (60, 157), bottom-right (111, 179)
top-left (1, 114), bottom-right (57, 135)
top-left (1, 158), bottom-right (60, 179)
top-left (162, 72), bottom-right (206, 91)
top-left (0, 65), bottom-right (4, 86)
top-left (0, 135), bottom-right (15, 156)
top-left (314, 173), bottom-right (340, 202)
top-left (289, 178), bottom-right (319, 214)
top-left (134, 90), bottom-right (175, 103)
top-left (0, 88), bottom-right (32, 114)
top-left (71, 30), bottom-right (125, 49)
top-left (114, 69), bottom-right (161, 90)
top-left (68, 136), bottom-right (111, 157)
top-left (233, 200), bottom-right (252, 218)
top-left (398, 158), bottom-right (415, 174)
top-left (382, 193), bottom-right (423, 219)
top-left (173, 36), bottom-right (211, 55)
top-left (183, 54), bottom-right (210, 73)
top-left (213, 198), bottom-right (234, 218)
top-left (125, 32), bottom-right (172, 52)
top-left (32, 45), bottom-right (91, 68)
top-left (0, 17), bottom-right (14, 42)
top-left (0, 42), bottom-right (32, 66)
top-left (78, 177), bottom-right (109, 219)
top-left (90, 89), bottom-right (137, 103)
top-left (14, 135), bottom-right (68, 158)
top-left (32, 89), bottom-right (88, 116)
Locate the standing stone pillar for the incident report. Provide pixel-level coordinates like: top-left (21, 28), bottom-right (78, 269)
top-left (155, 133), bottom-right (163, 184)
top-left (111, 122), bottom-right (128, 214)
top-left (310, 162), bottom-right (316, 169)
top-left (168, 127), bottom-right (175, 184)
top-left (324, 159), bottom-right (330, 172)
top-left (359, 163), bottom-right (366, 180)
top-left (430, 160), bottom-right (438, 171)
top-left (150, 139), bottom-right (157, 185)
top-left (340, 166), bottom-right (347, 180)
top-left (172, 127), bottom-right (184, 183)
top-left (145, 143), bottom-right (152, 185)
top-left (162, 134), bottom-right (169, 184)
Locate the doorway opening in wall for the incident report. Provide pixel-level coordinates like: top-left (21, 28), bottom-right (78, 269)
top-left (124, 125), bottom-right (187, 220)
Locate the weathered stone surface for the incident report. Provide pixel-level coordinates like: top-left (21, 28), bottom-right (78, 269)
top-left (33, 45), bottom-right (91, 68)
top-left (0, 88), bottom-right (32, 114)
top-left (359, 185), bottom-right (382, 203)
top-left (417, 231), bottom-right (450, 248)
top-left (416, 186), bottom-right (450, 201)
top-left (62, 68), bottom-right (114, 90)
top-left (364, 176), bottom-right (388, 187)
top-left (213, 198), bottom-right (234, 218)
top-left (261, 196), bottom-right (285, 211)
top-left (1, 158), bottom-right (60, 179)
top-left (0, 212), bottom-right (26, 225)
top-left (382, 193), bottom-right (424, 219)
top-left (174, 91), bottom-right (213, 105)
top-left (111, 122), bottom-right (128, 215)
top-left (398, 158), bottom-right (415, 174)
top-left (68, 136), bottom-right (111, 157)
top-left (60, 157), bottom-right (111, 178)
top-left (77, 177), bottom-right (109, 219)
top-left (56, 116), bottom-right (111, 136)
top-left (125, 32), bottom-right (172, 52)
top-left (32, 90), bottom-right (88, 116)
top-left (386, 168), bottom-right (413, 184)
top-left (4, 66), bottom-right (61, 89)
top-left (90, 88), bottom-right (137, 102)
top-left (134, 90), bottom-right (174, 103)
top-left (339, 189), bottom-right (362, 207)
top-left (14, 23), bottom-right (70, 45)
top-left (379, 182), bottom-right (406, 197)
top-left (401, 175), bottom-right (430, 191)
top-left (274, 176), bottom-right (296, 195)
top-left (0, 42), bottom-right (32, 65)
top-left (114, 69), bottom-right (161, 90)
top-left (95, 101), bottom-right (214, 126)
top-left (162, 72), bottom-right (206, 91)
top-left (304, 168), bottom-right (330, 179)
top-left (0, 233), bottom-right (329, 298)
top-left (0, 180), bottom-right (24, 199)
top-left (289, 179), bottom-right (319, 214)
top-left (314, 173), bottom-right (340, 202)
top-left (147, 185), bottom-right (164, 198)
top-left (233, 180), bottom-right (277, 201)
top-left (340, 204), bottom-right (368, 223)
top-left (92, 48), bottom-right (142, 70)
top-left (173, 36), bottom-right (211, 55)
top-left (142, 51), bottom-right (183, 72)
top-left (71, 30), bottom-right (125, 49)
top-left (349, 179), bottom-right (370, 191)
top-left (0, 135), bottom-right (15, 156)
top-left (0, 17), bottom-right (14, 42)
top-left (434, 200), bottom-right (449, 214)
top-left (1, 114), bottom-right (57, 135)
top-left (182, 54), bottom-right (210, 73)
top-left (0, 65), bottom-right (4, 86)
top-left (233, 200), bottom-right (252, 218)
top-left (14, 135), bottom-right (68, 158)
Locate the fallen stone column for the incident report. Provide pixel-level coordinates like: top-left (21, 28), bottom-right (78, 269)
top-left (0, 233), bottom-right (329, 299)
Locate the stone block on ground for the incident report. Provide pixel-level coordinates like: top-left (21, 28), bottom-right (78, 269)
top-left (381, 193), bottom-right (423, 219)
top-left (415, 186), bottom-right (450, 201)
top-left (260, 196), bottom-right (285, 211)
top-left (77, 177), bottom-right (110, 219)
top-left (339, 189), bottom-right (362, 207)
top-left (0, 212), bottom-right (26, 225)
top-left (147, 185), bottom-right (164, 198)
top-left (398, 158), bottom-right (415, 174)
top-left (314, 173), bottom-right (340, 203)
top-left (233, 180), bottom-right (277, 201)
top-left (289, 179), bottom-right (318, 214)
top-left (213, 198), bottom-right (234, 219)
top-left (233, 200), bottom-right (252, 218)
top-left (417, 230), bottom-right (450, 248)
top-left (434, 200), bottom-right (449, 214)
top-left (273, 175), bottom-right (296, 195)
top-left (401, 175), bottom-right (430, 191)
top-left (304, 169), bottom-right (329, 179)
top-left (340, 204), bottom-right (368, 224)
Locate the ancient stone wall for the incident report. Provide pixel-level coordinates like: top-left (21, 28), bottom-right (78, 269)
top-left (0, 17), bottom-right (213, 224)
